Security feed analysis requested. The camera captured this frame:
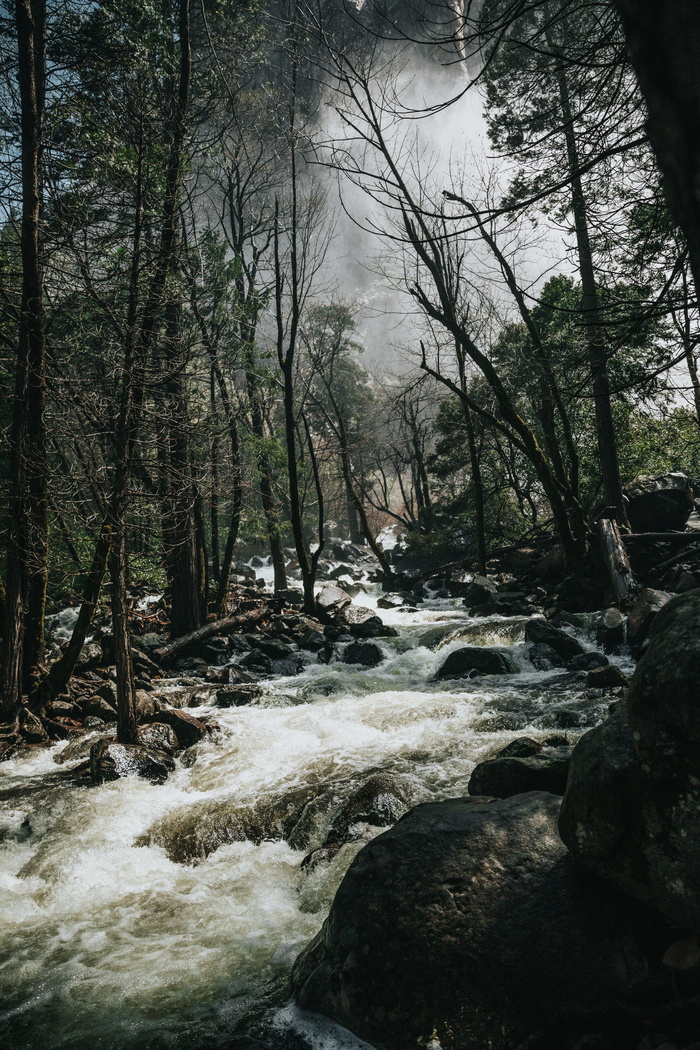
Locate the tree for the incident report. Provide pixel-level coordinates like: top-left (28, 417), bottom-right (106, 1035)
top-left (1, 0), bottom-right (48, 714)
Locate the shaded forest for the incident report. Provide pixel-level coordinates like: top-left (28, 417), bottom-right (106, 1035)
top-left (1, 0), bottom-right (699, 734)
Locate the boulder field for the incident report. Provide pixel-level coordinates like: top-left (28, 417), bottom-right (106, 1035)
top-left (291, 592), bottom-right (700, 1049)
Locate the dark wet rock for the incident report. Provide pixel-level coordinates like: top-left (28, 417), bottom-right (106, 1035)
top-left (315, 584), bottom-right (353, 619)
top-left (271, 657), bottom-right (305, 676)
top-left (462, 575), bottom-right (498, 606)
top-left (90, 738), bottom-right (174, 784)
top-left (43, 699), bottom-right (82, 721)
top-left (586, 664), bottom-right (629, 689)
top-left (477, 591), bottom-right (540, 617)
top-left (528, 642), bottom-right (566, 670)
top-left (239, 650), bottom-right (273, 673)
top-left (337, 605), bottom-right (398, 638)
top-left (525, 618), bottom-right (586, 661)
top-left (96, 680), bottom-right (119, 706)
top-left (252, 638), bottom-right (294, 660)
top-left (496, 735), bottom-right (570, 758)
top-left (82, 694), bottom-right (118, 721)
top-left (436, 645), bottom-right (516, 679)
top-left (18, 708), bottom-right (49, 744)
top-left (299, 628), bottom-right (327, 652)
top-left (135, 689), bottom-right (161, 722)
top-left (469, 744), bottom-right (572, 798)
top-left (291, 793), bottom-right (667, 1050)
top-left (596, 606), bottom-right (628, 653)
top-left (324, 771), bottom-right (426, 845)
top-left (560, 591), bottom-right (700, 929)
top-left (142, 708), bottom-right (207, 749)
top-left (83, 716), bottom-right (106, 730)
top-left (144, 785), bottom-right (319, 863)
top-left (342, 641), bottom-right (384, 668)
top-left (221, 664), bottom-right (256, 684)
top-left (75, 641), bottom-right (103, 670)
top-left (627, 588), bottom-right (674, 652)
top-left (624, 472), bottom-right (694, 533)
top-left (216, 683), bottom-right (264, 707)
top-left (377, 593), bottom-right (413, 610)
top-left (567, 651), bottom-right (609, 672)
top-left (138, 722), bottom-right (179, 755)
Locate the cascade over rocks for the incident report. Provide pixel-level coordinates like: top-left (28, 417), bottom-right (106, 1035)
top-left (560, 590), bottom-right (700, 929)
top-left (624, 472), bottom-right (694, 532)
top-left (291, 792), bottom-right (668, 1050)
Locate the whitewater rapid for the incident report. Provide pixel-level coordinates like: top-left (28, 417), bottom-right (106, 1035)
top-left (0, 592), bottom-right (622, 1049)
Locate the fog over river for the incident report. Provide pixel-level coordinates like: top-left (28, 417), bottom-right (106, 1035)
top-left (0, 586), bottom-right (626, 1050)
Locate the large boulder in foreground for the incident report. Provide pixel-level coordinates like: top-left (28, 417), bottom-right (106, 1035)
top-left (560, 591), bottom-right (700, 929)
top-left (292, 793), bottom-right (665, 1050)
top-left (623, 471), bottom-right (694, 532)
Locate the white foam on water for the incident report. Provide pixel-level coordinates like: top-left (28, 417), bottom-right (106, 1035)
top-left (0, 595), bottom-right (614, 1048)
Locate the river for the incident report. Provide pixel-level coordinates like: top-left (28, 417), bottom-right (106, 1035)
top-left (0, 586), bottom-right (625, 1050)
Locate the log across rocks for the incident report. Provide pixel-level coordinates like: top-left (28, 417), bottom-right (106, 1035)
top-left (291, 792), bottom-right (668, 1050)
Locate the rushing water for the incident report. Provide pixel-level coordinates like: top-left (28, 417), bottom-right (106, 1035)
top-left (0, 589), bottom-right (626, 1050)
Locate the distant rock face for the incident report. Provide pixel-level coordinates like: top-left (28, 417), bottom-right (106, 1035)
top-left (560, 591), bottom-right (700, 929)
top-left (624, 471), bottom-right (694, 532)
top-left (292, 793), bottom-right (666, 1050)
top-left (435, 645), bottom-right (516, 679)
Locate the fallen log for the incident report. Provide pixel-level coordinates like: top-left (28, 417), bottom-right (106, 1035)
top-left (153, 606), bottom-right (266, 664)
top-left (597, 518), bottom-right (638, 607)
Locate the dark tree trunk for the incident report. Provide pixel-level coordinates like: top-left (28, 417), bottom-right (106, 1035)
top-left (552, 42), bottom-right (628, 527)
top-left (0, 0), bottom-right (48, 713)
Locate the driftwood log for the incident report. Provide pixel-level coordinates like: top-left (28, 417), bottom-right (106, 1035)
top-left (597, 518), bottom-right (638, 607)
top-left (153, 606), bottom-right (266, 663)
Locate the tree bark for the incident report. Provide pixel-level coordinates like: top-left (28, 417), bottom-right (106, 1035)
top-left (1, 0), bottom-right (48, 712)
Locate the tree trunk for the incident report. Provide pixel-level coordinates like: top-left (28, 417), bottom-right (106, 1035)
top-left (0, 0), bottom-right (48, 712)
top-left (552, 39), bottom-right (629, 527)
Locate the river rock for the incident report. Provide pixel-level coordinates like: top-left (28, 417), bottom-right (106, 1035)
top-left (525, 618), bottom-right (586, 661)
top-left (566, 651), bottom-right (609, 672)
top-left (462, 575), bottom-right (497, 606)
top-left (559, 591), bottom-right (700, 929)
top-left (215, 683), bottom-right (264, 707)
top-left (18, 708), bottom-right (49, 744)
top-left (435, 645), bottom-right (516, 679)
top-left (142, 708), bottom-right (207, 749)
top-left (145, 785), bottom-right (318, 863)
top-left (624, 472), bottom-right (694, 532)
top-left (291, 793), bottom-right (667, 1050)
top-left (528, 641), bottom-right (566, 670)
top-left (468, 744), bottom-right (572, 798)
top-left (138, 722), bottom-right (179, 754)
top-left (90, 739), bottom-right (175, 784)
top-left (74, 641), bottom-right (103, 670)
top-left (596, 606), bottom-right (628, 653)
top-left (43, 699), bottom-right (82, 721)
top-left (627, 587), bottom-right (674, 651)
top-left (315, 584), bottom-right (352, 619)
top-left (342, 641), bottom-right (384, 668)
top-left (586, 663), bottom-right (629, 689)
top-left (337, 605), bottom-right (398, 638)
top-left (324, 771), bottom-right (425, 845)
